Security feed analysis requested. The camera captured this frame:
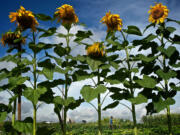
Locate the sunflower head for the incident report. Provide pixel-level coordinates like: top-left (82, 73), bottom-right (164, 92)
top-left (54, 4), bottom-right (79, 25)
top-left (87, 42), bottom-right (105, 58)
top-left (1, 31), bottom-right (25, 47)
top-left (148, 3), bottom-right (169, 24)
top-left (9, 6), bottom-right (39, 31)
top-left (100, 11), bottom-right (123, 32)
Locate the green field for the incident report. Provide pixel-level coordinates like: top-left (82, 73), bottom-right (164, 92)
top-left (1, 114), bottom-right (180, 135)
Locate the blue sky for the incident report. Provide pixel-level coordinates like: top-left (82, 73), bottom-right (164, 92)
top-left (0, 0), bottom-right (180, 122)
top-left (1, 0), bottom-right (180, 56)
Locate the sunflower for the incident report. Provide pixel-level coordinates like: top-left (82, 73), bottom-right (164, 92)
top-left (100, 11), bottom-right (123, 32)
top-left (54, 4), bottom-right (79, 25)
top-left (1, 31), bottom-right (25, 47)
top-left (87, 42), bottom-right (105, 58)
top-left (148, 3), bottom-right (169, 24)
top-left (9, 6), bottom-right (39, 31)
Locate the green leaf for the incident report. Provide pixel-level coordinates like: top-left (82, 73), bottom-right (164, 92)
top-left (135, 54), bottom-right (156, 62)
top-left (172, 62), bottom-right (180, 68)
top-left (0, 112), bottom-right (7, 122)
top-left (170, 85), bottom-right (180, 91)
top-left (129, 94), bottom-right (147, 104)
top-left (35, 13), bottom-right (52, 21)
top-left (45, 52), bottom-right (62, 65)
top-left (53, 96), bottom-right (64, 105)
top-left (13, 117), bottom-right (33, 134)
top-left (53, 96), bottom-right (76, 106)
top-left (74, 30), bottom-right (93, 42)
top-left (42, 68), bottom-right (54, 80)
top-left (106, 39), bottom-right (121, 46)
top-left (103, 101), bottom-right (119, 110)
top-left (135, 75), bottom-right (157, 88)
top-left (0, 54), bottom-right (18, 63)
top-left (0, 72), bottom-right (8, 81)
top-left (80, 85), bottom-right (106, 102)
top-left (55, 66), bottom-right (71, 74)
top-left (123, 25), bottom-right (142, 36)
top-left (86, 57), bottom-right (103, 71)
top-left (73, 70), bottom-right (95, 82)
top-left (73, 55), bottom-right (86, 62)
top-left (143, 23), bottom-right (155, 34)
top-left (131, 68), bottom-right (139, 73)
top-left (54, 45), bottom-right (67, 57)
top-left (166, 46), bottom-right (176, 58)
top-left (38, 59), bottom-right (55, 69)
top-left (154, 98), bottom-right (175, 112)
top-left (38, 79), bottom-right (65, 88)
top-left (105, 68), bottom-right (129, 84)
top-left (156, 69), bottom-right (177, 80)
top-left (23, 87), bottom-right (47, 105)
top-left (38, 59), bottom-right (55, 80)
top-left (64, 97), bottom-right (76, 106)
top-left (9, 76), bottom-right (29, 89)
top-left (167, 18), bottom-right (180, 25)
top-left (29, 42), bottom-right (53, 53)
top-left (39, 27), bottom-right (57, 38)
top-left (166, 27), bottom-right (176, 33)
top-left (109, 61), bottom-right (119, 70)
top-left (172, 35), bottom-right (180, 44)
top-left (143, 34), bottom-right (156, 42)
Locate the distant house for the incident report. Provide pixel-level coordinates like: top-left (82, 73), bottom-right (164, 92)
top-left (82, 120), bottom-right (86, 124)
top-left (45, 121), bottom-right (51, 124)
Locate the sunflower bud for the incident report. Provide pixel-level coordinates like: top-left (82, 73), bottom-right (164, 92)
top-left (9, 6), bottom-right (39, 31)
top-left (87, 42), bottom-right (105, 58)
top-left (100, 11), bottom-right (123, 32)
top-left (1, 31), bottom-right (25, 47)
top-left (54, 4), bottom-right (79, 25)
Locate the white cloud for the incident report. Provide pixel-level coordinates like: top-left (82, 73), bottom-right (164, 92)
top-left (0, 61), bottom-right (16, 71)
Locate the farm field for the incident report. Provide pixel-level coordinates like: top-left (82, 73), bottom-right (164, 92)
top-left (1, 114), bottom-right (180, 135)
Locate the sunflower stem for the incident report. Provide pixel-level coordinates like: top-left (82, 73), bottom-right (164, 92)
top-left (12, 98), bottom-right (16, 126)
top-left (33, 106), bottom-right (37, 135)
top-left (32, 31), bottom-right (37, 135)
top-left (161, 32), bottom-right (173, 135)
top-left (62, 28), bottom-right (71, 135)
top-left (17, 44), bottom-right (22, 123)
top-left (97, 68), bottom-right (102, 135)
top-left (125, 42), bottom-right (137, 135)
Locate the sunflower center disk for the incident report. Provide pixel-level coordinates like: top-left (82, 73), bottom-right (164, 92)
top-left (152, 9), bottom-right (164, 19)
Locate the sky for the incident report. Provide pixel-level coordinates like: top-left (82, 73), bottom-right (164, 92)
top-left (0, 0), bottom-right (180, 123)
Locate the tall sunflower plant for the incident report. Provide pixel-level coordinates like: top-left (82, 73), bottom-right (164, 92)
top-left (1, 6), bottom-right (57, 135)
top-left (38, 4), bottom-right (85, 135)
top-left (132, 3), bottom-right (180, 135)
top-left (72, 12), bottom-right (122, 135)
top-left (0, 30), bottom-right (30, 134)
top-left (100, 11), bottom-right (151, 135)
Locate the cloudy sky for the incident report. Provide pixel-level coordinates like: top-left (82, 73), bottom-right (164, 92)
top-left (0, 0), bottom-right (180, 123)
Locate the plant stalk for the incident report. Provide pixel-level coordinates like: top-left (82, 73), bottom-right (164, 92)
top-left (167, 106), bottom-right (172, 135)
top-left (33, 106), bottom-right (37, 135)
top-left (12, 98), bottom-right (16, 126)
top-left (32, 31), bottom-right (37, 135)
top-left (162, 31), bottom-right (172, 135)
top-left (17, 45), bottom-right (22, 123)
top-left (125, 47), bottom-right (137, 135)
top-left (63, 29), bottom-right (70, 135)
top-left (97, 68), bottom-right (102, 135)
top-left (132, 104), bottom-right (137, 135)
top-left (63, 73), bottom-right (68, 135)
